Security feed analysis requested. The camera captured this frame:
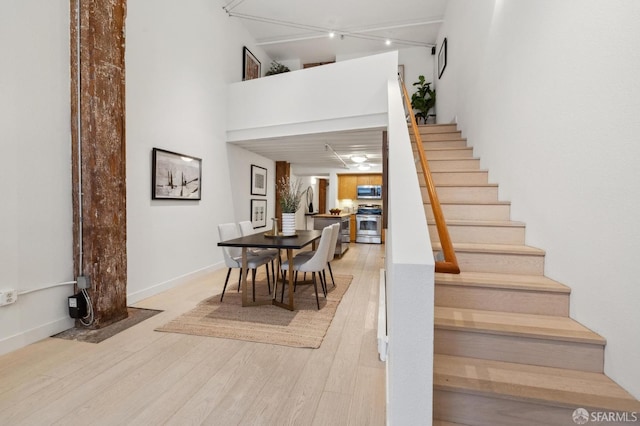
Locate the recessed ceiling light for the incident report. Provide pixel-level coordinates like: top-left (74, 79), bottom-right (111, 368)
top-left (358, 163), bottom-right (371, 170)
top-left (385, 39), bottom-right (392, 46)
top-left (329, 32), bottom-right (335, 38)
top-left (350, 154), bottom-right (367, 163)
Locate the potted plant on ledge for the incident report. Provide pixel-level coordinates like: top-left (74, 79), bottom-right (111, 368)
top-left (411, 75), bottom-right (436, 124)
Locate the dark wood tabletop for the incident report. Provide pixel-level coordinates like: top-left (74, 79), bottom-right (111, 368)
top-left (217, 229), bottom-right (322, 249)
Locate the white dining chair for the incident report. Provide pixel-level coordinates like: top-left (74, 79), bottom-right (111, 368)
top-left (279, 225), bottom-right (333, 309)
top-left (238, 220), bottom-right (279, 285)
top-left (296, 222), bottom-right (340, 292)
top-left (218, 223), bottom-right (273, 302)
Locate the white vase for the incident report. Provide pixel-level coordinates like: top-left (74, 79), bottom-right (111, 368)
top-left (281, 213), bottom-right (296, 236)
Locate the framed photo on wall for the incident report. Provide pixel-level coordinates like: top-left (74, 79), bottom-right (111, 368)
top-left (243, 46), bottom-right (261, 80)
top-left (251, 164), bottom-right (267, 196)
top-left (438, 38), bottom-right (448, 79)
top-left (250, 199), bottom-right (267, 228)
top-left (152, 148), bottom-right (202, 200)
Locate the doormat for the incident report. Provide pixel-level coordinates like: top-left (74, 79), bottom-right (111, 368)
top-left (53, 307), bottom-right (162, 344)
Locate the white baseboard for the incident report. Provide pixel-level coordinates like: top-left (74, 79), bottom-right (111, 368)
top-left (0, 317), bottom-right (75, 357)
top-left (127, 261), bottom-right (224, 305)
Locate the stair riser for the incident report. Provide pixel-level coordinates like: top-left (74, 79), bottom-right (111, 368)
top-left (423, 186), bottom-right (499, 203)
top-left (435, 329), bottom-right (604, 372)
top-left (429, 223), bottom-right (525, 245)
top-left (418, 125), bottom-right (458, 134)
top-left (413, 148), bottom-right (474, 159)
top-left (449, 251), bottom-right (545, 275)
top-left (429, 159), bottom-right (480, 171)
top-left (418, 140), bottom-right (468, 149)
top-left (435, 285), bottom-right (569, 316)
top-left (420, 132), bottom-right (463, 141)
top-left (425, 204), bottom-right (511, 221)
top-left (426, 171), bottom-right (489, 185)
top-left (434, 390), bottom-right (581, 426)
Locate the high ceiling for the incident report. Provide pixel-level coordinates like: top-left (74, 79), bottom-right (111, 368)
top-left (221, 0), bottom-right (448, 171)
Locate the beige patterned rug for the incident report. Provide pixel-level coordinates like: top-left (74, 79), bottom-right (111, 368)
top-left (156, 274), bottom-right (353, 348)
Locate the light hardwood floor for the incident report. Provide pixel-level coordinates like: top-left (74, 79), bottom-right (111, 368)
top-left (0, 243), bottom-right (386, 425)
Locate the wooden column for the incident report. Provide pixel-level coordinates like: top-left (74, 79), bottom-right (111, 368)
top-left (70, 0), bottom-right (128, 328)
top-left (274, 161), bottom-right (290, 227)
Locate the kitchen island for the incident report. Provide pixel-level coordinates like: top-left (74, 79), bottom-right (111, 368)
top-left (313, 213), bottom-right (350, 257)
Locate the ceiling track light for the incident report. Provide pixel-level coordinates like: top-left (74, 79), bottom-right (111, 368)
top-left (325, 143), bottom-right (349, 169)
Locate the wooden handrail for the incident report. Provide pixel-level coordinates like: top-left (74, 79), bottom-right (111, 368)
top-left (399, 77), bottom-right (460, 274)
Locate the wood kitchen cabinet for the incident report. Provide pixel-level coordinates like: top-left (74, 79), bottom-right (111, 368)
top-left (338, 173), bottom-right (382, 200)
top-left (338, 174), bottom-right (357, 199)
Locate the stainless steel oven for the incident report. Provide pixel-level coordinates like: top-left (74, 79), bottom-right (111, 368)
top-left (356, 214), bottom-right (382, 244)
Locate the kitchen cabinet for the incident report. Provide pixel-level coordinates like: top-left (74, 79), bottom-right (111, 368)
top-left (338, 173), bottom-right (382, 200)
top-left (350, 215), bottom-right (356, 242)
top-left (338, 175), bottom-right (357, 199)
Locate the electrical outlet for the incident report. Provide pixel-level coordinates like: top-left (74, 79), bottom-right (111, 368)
top-left (0, 289), bottom-right (18, 306)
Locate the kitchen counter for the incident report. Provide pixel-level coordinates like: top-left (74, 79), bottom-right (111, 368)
top-left (314, 213), bottom-right (352, 218)
top-left (313, 214), bottom-right (351, 257)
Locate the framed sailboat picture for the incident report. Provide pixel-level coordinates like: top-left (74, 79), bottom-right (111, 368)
top-left (152, 148), bottom-right (202, 200)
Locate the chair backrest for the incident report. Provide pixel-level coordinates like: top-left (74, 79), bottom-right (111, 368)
top-left (326, 223), bottom-right (340, 262)
top-left (238, 220), bottom-right (254, 237)
top-left (300, 225), bottom-right (333, 271)
top-left (218, 222), bottom-right (241, 264)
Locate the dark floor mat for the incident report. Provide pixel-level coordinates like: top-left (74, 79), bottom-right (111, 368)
top-left (53, 307), bottom-right (162, 343)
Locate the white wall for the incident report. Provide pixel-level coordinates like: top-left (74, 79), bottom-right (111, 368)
top-left (0, 0), bottom-right (278, 355)
top-left (0, 1), bottom-right (75, 354)
top-left (226, 52), bottom-right (397, 142)
top-left (385, 80), bottom-right (435, 425)
top-left (126, 0), bottom-right (273, 303)
top-left (438, 0), bottom-right (640, 398)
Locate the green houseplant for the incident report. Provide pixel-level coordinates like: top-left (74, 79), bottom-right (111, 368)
top-left (265, 61), bottom-right (291, 76)
top-left (411, 75), bottom-right (436, 124)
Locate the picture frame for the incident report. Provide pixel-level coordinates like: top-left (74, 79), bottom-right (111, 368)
top-left (438, 38), bottom-right (448, 79)
top-left (243, 46), bottom-right (261, 81)
top-left (250, 164), bottom-right (267, 196)
top-left (250, 199), bottom-right (267, 229)
top-left (152, 148), bottom-right (202, 200)
top-left (397, 64), bottom-right (405, 82)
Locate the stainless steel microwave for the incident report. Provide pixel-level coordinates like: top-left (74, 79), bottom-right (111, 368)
top-left (357, 184), bottom-right (382, 199)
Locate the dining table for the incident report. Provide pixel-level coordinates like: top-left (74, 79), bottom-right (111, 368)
top-left (217, 229), bottom-right (323, 311)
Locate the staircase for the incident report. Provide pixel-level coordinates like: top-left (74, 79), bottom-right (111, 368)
top-left (413, 124), bottom-right (640, 425)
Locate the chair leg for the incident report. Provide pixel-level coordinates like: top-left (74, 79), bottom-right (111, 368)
top-left (265, 264), bottom-right (271, 294)
top-left (221, 268), bottom-right (232, 301)
top-left (321, 270), bottom-right (327, 297)
top-left (293, 271), bottom-right (298, 292)
top-left (252, 268), bottom-right (257, 302)
top-left (327, 262), bottom-right (336, 287)
top-left (237, 269), bottom-right (242, 292)
top-left (312, 272), bottom-right (320, 310)
top-left (281, 270), bottom-right (287, 302)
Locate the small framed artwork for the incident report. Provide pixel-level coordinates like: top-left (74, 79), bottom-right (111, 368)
top-left (250, 199), bottom-right (267, 228)
top-left (397, 64), bottom-right (405, 82)
top-left (251, 165), bottom-right (267, 196)
top-left (152, 148), bottom-right (202, 200)
top-left (243, 46), bottom-right (261, 80)
top-left (438, 38), bottom-right (448, 79)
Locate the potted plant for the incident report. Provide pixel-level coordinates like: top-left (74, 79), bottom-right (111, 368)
top-left (411, 75), bottom-right (436, 124)
top-left (265, 61), bottom-right (291, 76)
top-left (277, 176), bottom-right (304, 235)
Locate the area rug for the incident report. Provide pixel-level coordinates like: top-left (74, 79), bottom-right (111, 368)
top-left (155, 274), bottom-right (353, 348)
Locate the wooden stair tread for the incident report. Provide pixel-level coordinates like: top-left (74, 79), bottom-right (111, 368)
top-left (434, 354), bottom-right (640, 412)
top-left (435, 306), bottom-right (605, 345)
top-left (432, 241), bottom-right (545, 256)
top-left (425, 183), bottom-right (499, 188)
top-left (435, 271), bottom-right (570, 293)
top-left (425, 200), bottom-right (511, 206)
top-left (428, 219), bottom-right (525, 228)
